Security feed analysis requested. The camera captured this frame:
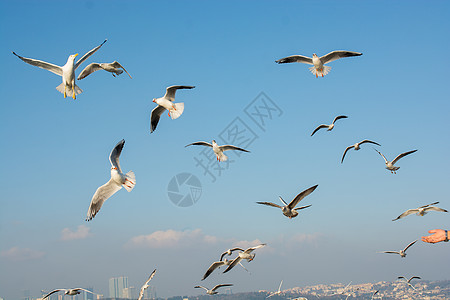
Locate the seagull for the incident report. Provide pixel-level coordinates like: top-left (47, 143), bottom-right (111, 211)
top-left (267, 280), bottom-right (283, 298)
top-left (42, 288), bottom-right (95, 299)
top-left (150, 85), bottom-right (195, 133)
top-left (392, 202), bottom-right (447, 221)
top-left (77, 61), bottom-right (132, 80)
top-left (257, 185), bottom-right (318, 219)
top-left (311, 116), bottom-right (348, 136)
top-left (398, 276), bottom-right (421, 290)
top-left (185, 140), bottom-right (250, 162)
top-left (86, 139), bottom-right (136, 221)
top-left (379, 240), bottom-right (417, 258)
top-left (12, 40), bottom-right (106, 99)
top-left (371, 290), bottom-right (380, 300)
top-left (220, 247), bottom-right (245, 261)
top-left (341, 140), bottom-right (381, 163)
top-left (331, 281), bottom-right (352, 296)
top-left (138, 269), bottom-right (156, 300)
top-left (374, 149), bottom-right (417, 174)
top-left (202, 258), bottom-right (249, 280)
top-left (275, 50), bottom-right (362, 77)
top-left (223, 244), bottom-right (266, 273)
top-left (194, 284), bottom-right (233, 295)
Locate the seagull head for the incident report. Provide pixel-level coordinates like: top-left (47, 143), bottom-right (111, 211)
top-left (312, 53), bottom-right (318, 58)
top-left (212, 139), bottom-right (217, 144)
top-left (152, 98), bottom-right (157, 103)
top-left (69, 53), bottom-right (79, 60)
top-left (111, 166), bottom-right (118, 170)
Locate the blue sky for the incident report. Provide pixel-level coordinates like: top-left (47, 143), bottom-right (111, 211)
top-left (1, 0), bottom-right (449, 299)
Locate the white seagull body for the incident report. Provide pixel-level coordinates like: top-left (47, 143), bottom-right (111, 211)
top-left (379, 240), bottom-right (417, 258)
top-left (398, 276), bottom-right (421, 290)
top-left (138, 269), bottom-right (156, 300)
top-left (267, 280), bottom-right (283, 298)
top-left (257, 185), bottom-right (318, 219)
top-left (223, 244), bottom-right (266, 273)
top-left (42, 288), bottom-right (95, 299)
top-left (185, 140), bottom-right (250, 162)
top-left (194, 284), bottom-right (233, 295)
top-left (341, 140), bottom-right (381, 163)
top-left (393, 202), bottom-right (447, 221)
top-left (77, 61), bottom-right (132, 80)
top-left (86, 139), bottom-right (136, 221)
top-left (311, 115), bottom-right (348, 136)
top-left (13, 40), bottom-right (106, 99)
top-left (275, 50), bottom-right (362, 77)
top-left (374, 149), bottom-right (417, 174)
top-left (150, 85), bottom-right (195, 133)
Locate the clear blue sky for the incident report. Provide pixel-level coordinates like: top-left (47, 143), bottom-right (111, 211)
top-left (1, 1), bottom-right (449, 299)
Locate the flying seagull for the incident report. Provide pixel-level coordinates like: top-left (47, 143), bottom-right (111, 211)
top-left (257, 185), bottom-right (318, 219)
top-left (202, 258), bottom-right (249, 280)
top-left (331, 281), bottom-right (352, 296)
top-left (77, 61), bottom-right (132, 80)
top-left (194, 284), bottom-right (233, 295)
top-left (267, 280), bottom-right (283, 298)
top-left (86, 139), bottom-right (136, 221)
top-left (220, 247), bottom-right (245, 261)
top-left (150, 85), bottom-right (195, 133)
top-left (341, 140), bottom-right (381, 163)
top-left (393, 202), bottom-right (447, 221)
top-left (223, 244), bottom-right (266, 273)
top-left (374, 149), bottom-right (417, 174)
top-left (185, 140), bottom-right (250, 162)
top-left (275, 50), bottom-right (362, 77)
top-left (371, 290), bottom-right (380, 300)
top-left (379, 240), bottom-right (417, 258)
top-left (311, 116), bottom-right (348, 136)
top-left (12, 39), bottom-right (106, 99)
top-left (42, 288), bottom-right (95, 299)
top-left (398, 276), bottom-right (421, 290)
top-left (138, 269), bottom-right (156, 300)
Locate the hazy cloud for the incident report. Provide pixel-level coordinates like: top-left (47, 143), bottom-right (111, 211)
top-left (126, 229), bottom-right (219, 249)
top-left (0, 247), bottom-right (45, 262)
top-left (61, 225), bottom-right (92, 241)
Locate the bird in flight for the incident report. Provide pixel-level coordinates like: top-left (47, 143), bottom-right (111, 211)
top-left (311, 116), bottom-right (348, 136)
top-left (194, 284), bottom-right (233, 295)
top-left (185, 140), bottom-right (250, 162)
top-left (223, 244), bottom-right (266, 273)
top-left (138, 269), bottom-right (156, 300)
top-left (42, 288), bottom-right (95, 299)
top-left (341, 139), bottom-right (381, 163)
top-left (398, 276), bottom-right (421, 290)
top-left (374, 149), bottom-right (417, 174)
top-left (393, 202), bottom-right (447, 221)
top-left (77, 61), bottom-right (132, 80)
top-left (379, 240), bottom-right (417, 258)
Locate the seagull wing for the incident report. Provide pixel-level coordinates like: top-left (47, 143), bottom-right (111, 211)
top-left (220, 248), bottom-right (245, 261)
top-left (211, 284), bottom-right (233, 292)
top-left (275, 55), bottom-right (313, 65)
top-left (398, 276), bottom-right (407, 281)
top-left (359, 140), bottom-right (381, 147)
top-left (392, 209), bottom-right (418, 221)
top-left (341, 146), bottom-right (354, 163)
top-left (150, 105), bottom-right (166, 133)
top-left (293, 204), bottom-right (312, 211)
top-left (74, 288), bottom-right (95, 295)
top-left (43, 290), bottom-right (65, 299)
top-left (311, 124), bottom-right (328, 136)
top-left (143, 269), bottom-right (157, 286)
top-left (86, 179), bottom-right (122, 221)
top-left (223, 256), bottom-right (242, 273)
top-left (194, 286), bottom-right (209, 292)
top-left (332, 115), bottom-right (348, 124)
top-left (288, 185), bottom-right (318, 210)
top-left (12, 52), bottom-right (62, 76)
top-left (77, 63), bottom-right (103, 80)
top-left (319, 51), bottom-right (362, 64)
top-left (380, 251), bottom-right (400, 255)
top-left (110, 61), bottom-right (132, 78)
top-left (419, 202), bottom-right (439, 208)
top-left (244, 243), bottom-right (266, 254)
top-left (185, 141), bottom-right (213, 148)
top-left (403, 240), bottom-right (417, 252)
top-left (74, 39), bottom-right (107, 70)
top-left (138, 269), bottom-right (157, 300)
top-left (374, 149), bottom-right (388, 163)
top-left (220, 145), bottom-right (250, 152)
top-left (202, 261), bottom-right (225, 280)
top-left (392, 150), bottom-right (417, 165)
top-left (257, 202), bottom-right (282, 209)
top-left (109, 139), bottom-right (125, 172)
top-left (164, 85), bottom-right (195, 101)
top-left (408, 276), bottom-right (421, 282)
top-left (424, 206), bottom-right (448, 213)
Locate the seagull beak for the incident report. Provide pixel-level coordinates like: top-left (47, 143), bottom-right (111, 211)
top-left (74, 53), bottom-right (79, 57)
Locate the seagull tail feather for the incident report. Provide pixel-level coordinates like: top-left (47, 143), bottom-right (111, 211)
top-left (219, 152), bottom-right (228, 162)
top-left (56, 83), bottom-right (83, 97)
top-left (308, 65), bottom-right (332, 77)
top-left (169, 102), bottom-right (184, 120)
top-left (123, 171), bottom-right (136, 192)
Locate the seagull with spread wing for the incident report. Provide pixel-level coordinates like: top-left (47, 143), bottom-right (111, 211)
top-left (398, 276), bottom-right (421, 290)
top-left (138, 269), bottom-right (156, 300)
top-left (257, 185), bottom-right (318, 219)
top-left (379, 240), bottom-right (417, 258)
top-left (202, 258), bottom-right (249, 281)
top-left (223, 244), bottom-right (266, 273)
top-left (86, 139), bottom-right (135, 221)
top-left (392, 202), bottom-right (447, 221)
top-left (77, 61), bottom-right (132, 80)
top-left (42, 288), bottom-right (95, 299)
top-left (275, 50), bottom-right (362, 77)
top-left (341, 140), bottom-right (381, 163)
top-left (194, 284), bottom-right (233, 295)
top-left (374, 149), bottom-right (417, 174)
top-left (12, 40), bottom-right (106, 99)
top-left (150, 85), bottom-right (195, 133)
top-left (185, 140), bottom-right (250, 162)
top-left (311, 115), bottom-right (348, 136)
top-left (267, 280), bottom-right (283, 298)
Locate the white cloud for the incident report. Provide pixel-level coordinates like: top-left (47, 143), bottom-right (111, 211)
top-left (0, 247), bottom-right (45, 262)
top-left (61, 225), bottom-right (92, 241)
top-left (126, 229), bottom-right (219, 249)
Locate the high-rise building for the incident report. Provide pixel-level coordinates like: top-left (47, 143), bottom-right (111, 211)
top-left (109, 276), bottom-right (128, 299)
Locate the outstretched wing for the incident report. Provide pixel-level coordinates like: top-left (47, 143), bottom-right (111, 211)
top-left (164, 85), bottom-right (195, 101)
top-left (220, 145), bottom-right (250, 152)
top-left (359, 140), bottom-right (381, 147)
top-left (374, 149), bottom-right (388, 163)
top-left (138, 269), bottom-right (157, 300)
top-left (392, 150), bottom-right (417, 165)
top-left (392, 209), bottom-right (418, 221)
top-left (185, 141), bottom-right (213, 148)
top-left (332, 115), bottom-right (348, 124)
top-left (380, 251), bottom-right (399, 255)
top-left (109, 139), bottom-right (125, 171)
top-left (320, 51), bottom-right (362, 64)
top-left (288, 185), bottom-right (318, 210)
top-left (194, 286), bottom-right (209, 292)
top-left (311, 124), bottom-right (328, 136)
top-left (202, 261), bottom-right (224, 280)
top-left (257, 202), bottom-right (282, 209)
top-left (408, 276), bottom-right (421, 282)
top-left (150, 105), bottom-right (166, 133)
top-left (86, 179), bottom-right (122, 221)
top-left (293, 204), bottom-right (312, 211)
top-left (223, 256), bottom-right (242, 273)
top-left (403, 240), bottom-right (417, 252)
top-left (74, 39), bottom-right (107, 70)
top-left (43, 290), bottom-right (64, 299)
top-left (341, 146), bottom-right (353, 163)
top-left (77, 63), bottom-right (103, 80)
top-left (110, 61), bottom-right (132, 78)
top-left (244, 243), bottom-right (266, 254)
top-left (219, 248), bottom-right (244, 261)
top-left (425, 206), bottom-right (448, 213)
top-left (211, 284), bottom-right (233, 292)
top-left (12, 52), bottom-right (62, 76)
top-left (419, 201), bottom-right (439, 208)
top-left (275, 55), bottom-right (313, 65)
